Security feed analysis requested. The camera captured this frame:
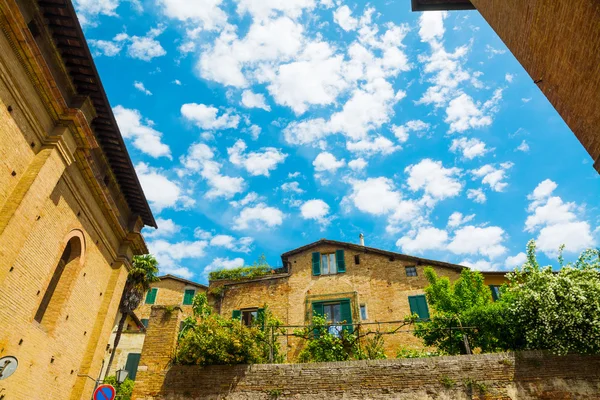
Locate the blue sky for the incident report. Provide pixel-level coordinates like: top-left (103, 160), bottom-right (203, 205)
top-left (75, 0), bottom-right (599, 282)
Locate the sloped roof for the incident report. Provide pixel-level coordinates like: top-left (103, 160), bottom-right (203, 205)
top-left (36, 0), bottom-right (155, 227)
top-left (157, 274), bottom-right (207, 288)
top-left (281, 239), bottom-right (466, 272)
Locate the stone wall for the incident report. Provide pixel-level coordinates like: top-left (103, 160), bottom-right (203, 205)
top-left (132, 306), bottom-right (600, 400)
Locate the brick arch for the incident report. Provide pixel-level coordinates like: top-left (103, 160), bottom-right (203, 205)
top-left (34, 229), bottom-right (86, 331)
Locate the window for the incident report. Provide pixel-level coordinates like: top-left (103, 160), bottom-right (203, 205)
top-left (312, 299), bottom-right (353, 334)
top-left (360, 304), bottom-right (367, 320)
top-left (141, 319), bottom-right (149, 328)
top-left (232, 308), bottom-right (265, 327)
top-left (354, 254), bottom-right (360, 265)
top-left (405, 266), bottom-right (417, 277)
top-left (124, 353), bottom-right (141, 381)
top-left (312, 250), bottom-right (346, 276)
top-left (183, 289), bottom-right (195, 305)
top-left (321, 253), bottom-right (337, 275)
top-left (145, 288), bottom-right (158, 304)
top-left (489, 285), bottom-right (501, 301)
top-left (408, 295), bottom-right (430, 320)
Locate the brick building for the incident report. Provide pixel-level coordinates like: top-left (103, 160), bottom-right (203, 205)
top-left (0, 0), bottom-right (155, 398)
top-left (412, 0), bottom-right (600, 173)
top-left (100, 275), bottom-right (207, 381)
top-left (210, 238), bottom-right (505, 359)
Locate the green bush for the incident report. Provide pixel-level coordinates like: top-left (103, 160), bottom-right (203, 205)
top-left (176, 293), bottom-right (284, 366)
top-left (356, 332), bottom-right (387, 360)
top-left (294, 315), bottom-right (359, 362)
top-left (208, 254), bottom-right (274, 281)
top-left (103, 376), bottom-right (134, 400)
top-left (396, 346), bottom-right (444, 359)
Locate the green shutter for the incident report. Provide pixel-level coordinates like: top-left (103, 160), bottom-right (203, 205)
top-left (232, 309), bottom-right (241, 320)
top-left (409, 295), bottom-right (429, 320)
top-left (336, 250), bottom-right (346, 273)
top-left (311, 302), bottom-right (324, 337)
top-left (339, 299), bottom-right (352, 332)
top-left (124, 353), bottom-right (141, 381)
top-left (183, 289), bottom-right (195, 305)
top-left (141, 319), bottom-right (149, 328)
top-left (312, 252), bottom-right (321, 276)
top-left (489, 285), bottom-right (499, 301)
top-left (145, 288), bottom-right (157, 304)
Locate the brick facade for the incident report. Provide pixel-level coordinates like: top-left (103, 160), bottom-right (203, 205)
top-left (132, 307), bottom-right (600, 400)
top-left (0, 0), bottom-right (154, 398)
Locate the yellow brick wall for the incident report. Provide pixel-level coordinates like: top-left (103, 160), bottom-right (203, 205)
top-left (217, 244), bottom-right (463, 359)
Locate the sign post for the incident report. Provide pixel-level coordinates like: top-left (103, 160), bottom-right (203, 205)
top-left (93, 384), bottom-right (116, 400)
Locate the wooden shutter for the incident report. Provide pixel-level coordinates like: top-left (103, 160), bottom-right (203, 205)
top-left (489, 285), bottom-right (499, 301)
top-left (124, 353), bottom-right (141, 381)
top-left (183, 289), bottom-right (195, 305)
top-left (336, 250), bottom-right (346, 273)
top-left (312, 252), bottom-right (321, 276)
top-left (232, 309), bottom-right (241, 320)
top-left (145, 288), bottom-right (157, 304)
top-left (311, 302), bottom-right (324, 338)
top-left (141, 319), bottom-right (149, 328)
top-left (409, 295), bottom-right (429, 320)
top-left (340, 299), bottom-right (352, 332)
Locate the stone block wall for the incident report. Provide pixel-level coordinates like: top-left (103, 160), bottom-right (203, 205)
top-left (132, 306), bottom-right (600, 400)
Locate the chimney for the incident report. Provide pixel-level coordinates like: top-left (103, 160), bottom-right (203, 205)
top-left (359, 233), bottom-right (364, 246)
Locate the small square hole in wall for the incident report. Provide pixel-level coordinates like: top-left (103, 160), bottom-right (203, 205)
top-left (405, 266), bottom-right (417, 277)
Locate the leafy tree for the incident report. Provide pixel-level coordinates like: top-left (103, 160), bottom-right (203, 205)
top-left (503, 241), bottom-right (600, 354)
top-left (103, 376), bottom-right (134, 400)
top-left (294, 315), bottom-right (358, 362)
top-left (106, 254), bottom-right (160, 374)
top-left (413, 267), bottom-right (513, 354)
top-left (176, 293), bottom-right (284, 365)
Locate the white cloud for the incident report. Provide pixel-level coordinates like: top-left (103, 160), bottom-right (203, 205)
top-left (313, 152), bottom-right (345, 172)
top-left (210, 235), bottom-right (254, 252)
top-left (143, 218), bottom-right (180, 238)
top-left (236, 0), bottom-right (316, 20)
top-left (179, 143), bottom-right (245, 199)
top-left (229, 192), bottom-right (262, 208)
top-left (233, 203), bottom-right (285, 230)
top-left (396, 227), bottom-right (448, 254)
top-left (447, 212), bottom-right (475, 228)
top-left (347, 177), bottom-right (401, 216)
top-left (281, 181), bottom-right (304, 193)
top-left (89, 39), bottom-right (123, 56)
top-left (89, 26), bottom-right (167, 61)
top-left (449, 137), bottom-right (491, 159)
top-left (288, 172), bottom-right (301, 178)
top-left (346, 136), bottom-right (400, 156)
top-left (173, 79), bottom-right (182, 85)
top-left (505, 252), bottom-right (526, 269)
top-left (133, 81), bottom-right (152, 95)
top-left (300, 199), bottom-right (330, 224)
top-left (135, 162), bottom-right (190, 212)
top-left (405, 159), bottom-right (462, 201)
top-left (505, 73), bottom-right (514, 83)
top-left (460, 259), bottom-right (494, 271)
top-left (471, 162), bottom-right (513, 192)
top-left (333, 5), bottom-right (358, 31)
top-left (445, 92), bottom-right (497, 133)
top-left (203, 257), bottom-right (245, 276)
top-left (74, 0), bottom-right (121, 26)
top-left (522, 98), bottom-right (531, 103)
top-left (447, 225), bottom-right (507, 258)
top-left (158, 0), bottom-right (227, 31)
top-left (467, 188), bottom-right (486, 204)
top-left (114, 106), bottom-right (171, 158)
top-left (247, 125), bottom-right (262, 140)
top-left (148, 238), bottom-right (208, 278)
top-left (392, 120), bottom-right (430, 143)
top-left (418, 11), bottom-right (447, 42)
top-left (181, 103), bottom-right (240, 130)
top-left (348, 158), bottom-right (367, 171)
top-left (241, 90), bottom-right (271, 111)
top-left (516, 140), bottom-right (530, 152)
top-left (485, 44), bottom-right (506, 58)
top-left (227, 140), bottom-right (287, 177)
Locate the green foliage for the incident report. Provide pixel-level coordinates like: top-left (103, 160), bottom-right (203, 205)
top-left (503, 241), bottom-right (600, 355)
top-left (395, 346), bottom-right (444, 359)
top-left (294, 315), bottom-right (358, 362)
top-left (412, 267), bottom-right (512, 354)
top-left (412, 240), bottom-right (600, 356)
top-left (176, 293), bottom-right (284, 366)
top-left (439, 375), bottom-right (456, 389)
top-left (120, 254), bottom-right (160, 313)
top-left (103, 376), bottom-right (134, 400)
top-left (356, 332), bottom-right (387, 360)
top-left (208, 254), bottom-right (273, 281)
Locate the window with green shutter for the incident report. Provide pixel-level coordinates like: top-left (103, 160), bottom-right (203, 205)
top-left (335, 250), bottom-right (346, 273)
top-left (408, 295), bottom-right (430, 320)
top-left (145, 288), bottom-right (158, 304)
top-left (489, 285), bottom-right (501, 301)
top-left (232, 309), bottom-right (241, 320)
top-left (183, 289), bottom-right (195, 305)
top-left (311, 298), bottom-right (353, 334)
top-left (124, 353), bottom-right (141, 381)
top-left (312, 252), bottom-right (321, 276)
top-left (313, 250), bottom-right (346, 276)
